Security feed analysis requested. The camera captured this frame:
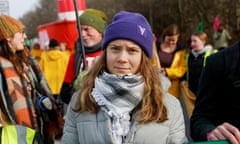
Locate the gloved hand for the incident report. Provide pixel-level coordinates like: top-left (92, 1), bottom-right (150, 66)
top-left (42, 97), bottom-right (53, 110)
top-left (38, 96), bottom-right (53, 111)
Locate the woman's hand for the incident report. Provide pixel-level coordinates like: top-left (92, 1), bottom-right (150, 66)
top-left (181, 80), bottom-right (189, 88)
top-left (207, 122), bottom-right (240, 144)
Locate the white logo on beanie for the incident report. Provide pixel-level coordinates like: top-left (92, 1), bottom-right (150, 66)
top-left (138, 25), bottom-right (146, 36)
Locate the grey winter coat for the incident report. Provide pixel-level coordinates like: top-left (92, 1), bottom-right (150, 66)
top-left (61, 76), bottom-right (187, 144)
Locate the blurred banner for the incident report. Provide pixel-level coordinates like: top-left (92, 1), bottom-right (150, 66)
top-left (38, 0), bottom-right (86, 50)
top-left (213, 16), bottom-right (220, 32)
top-left (58, 0), bottom-right (85, 20)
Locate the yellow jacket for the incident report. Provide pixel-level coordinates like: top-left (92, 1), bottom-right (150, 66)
top-left (30, 48), bottom-right (43, 63)
top-left (165, 49), bottom-right (187, 98)
top-left (39, 49), bottom-right (69, 95)
top-left (151, 42), bottom-right (161, 70)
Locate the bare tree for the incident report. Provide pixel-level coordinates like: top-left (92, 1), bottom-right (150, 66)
top-left (20, 0), bottom-right (58, 39)
top-left (19, 0), bottom-right (240, 46)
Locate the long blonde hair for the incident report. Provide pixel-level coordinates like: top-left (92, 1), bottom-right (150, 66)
top-left (74, 50), bottom-right (168, 123)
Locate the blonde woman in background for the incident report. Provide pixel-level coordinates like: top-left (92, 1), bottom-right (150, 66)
top-left (181, 32), bottom-right (216, 118)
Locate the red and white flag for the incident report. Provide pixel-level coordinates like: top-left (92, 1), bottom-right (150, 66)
top-left (58, 0), bottom-right (86, 20)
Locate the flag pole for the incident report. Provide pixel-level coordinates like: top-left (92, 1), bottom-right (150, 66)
top-left (73, 0), bottom-right (86, 71)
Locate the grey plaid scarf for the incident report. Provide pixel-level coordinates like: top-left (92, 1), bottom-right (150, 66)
top-left (91, 72), bottom-right (144, 144)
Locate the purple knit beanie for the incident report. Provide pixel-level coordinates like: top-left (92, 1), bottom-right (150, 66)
top-left (102, 11), bottom-right (154, 58)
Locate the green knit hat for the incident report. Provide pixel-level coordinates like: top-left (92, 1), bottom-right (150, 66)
top-left (79, 9), bottom-right (107, 34)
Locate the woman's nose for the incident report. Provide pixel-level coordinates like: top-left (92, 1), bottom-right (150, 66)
top-left (22, 32), bottom-right (27, 39)
top-left (118, 51), bottom-right (128, 62)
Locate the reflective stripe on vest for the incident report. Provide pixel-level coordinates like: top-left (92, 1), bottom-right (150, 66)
top-left (203, 49), bottom-right (218, 67)
top-left (1, 125), bottom-right (36, 144)
top-left (186, 49), bottom-right (218, 81)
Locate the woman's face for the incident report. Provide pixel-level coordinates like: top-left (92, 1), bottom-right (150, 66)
top-left (163, 34), bottom-right (179, 46)
top-left (8, 31), bottom-right (26, 53)
top-left (106, 39), bottom-right (142, 76)
top-left (190, 35), bottom-right (205, 52)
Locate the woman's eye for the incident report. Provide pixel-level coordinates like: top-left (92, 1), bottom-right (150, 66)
top-left (129, 48), bottom-right (138, 53)
top-left (111, 47), bottom-right (120, 51)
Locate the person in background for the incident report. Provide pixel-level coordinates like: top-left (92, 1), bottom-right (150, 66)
top-left (59, 8), bottom-right (108, 104)
top-left (181, 32), bottom-right (216, 118)
top-left (61, 11), bottom-right (187, 144)
top-left (30, 42), bottom-right (43, 63)
top-left (0, 15), bottom-right (54, 143)
top-left (59, 42), bottom-right (66, 52)
top-left (59, 42), bottom-right (71, 57)
top-left (43, 41), bottom-right (49, 51)
top-left (40, 39), bottom-right (68, 98)
top-left (184, 32), bottom-right (215, 96)
top-left (213, 23), bottom-right (232, 50)
top-left (156, 24), bottom-right (186, 98)
top-left (190, 41), bottom-right (240, 143)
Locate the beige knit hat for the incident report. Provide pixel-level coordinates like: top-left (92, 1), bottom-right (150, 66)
top-left (0, 15), bottom-right (24, 40)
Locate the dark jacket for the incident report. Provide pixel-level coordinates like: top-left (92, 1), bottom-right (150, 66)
top-left (59, 44), bottom-right (102, 104)
top-left (187, 52), bottom-right (205, 95)
top-left (190, 41), bottom-right (240, 141)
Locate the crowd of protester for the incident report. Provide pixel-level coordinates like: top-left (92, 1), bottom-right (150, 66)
top-left (0, 7), bottom-right (238, 144)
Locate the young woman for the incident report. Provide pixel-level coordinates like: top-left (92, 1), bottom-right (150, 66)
top-left (156, 24), bottom-right (186, 98)
top-left (0, 15), bottom-right (56, 144)
top-left (61, 11), bottom-right (187, 144)
top-left (181, 32), bottom-right (216, 118)
top-left (185, 32), bottom-right (215, 95)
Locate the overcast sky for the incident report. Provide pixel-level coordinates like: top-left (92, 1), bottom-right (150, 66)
top-left (9, 0), bottom-right (39, 19)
